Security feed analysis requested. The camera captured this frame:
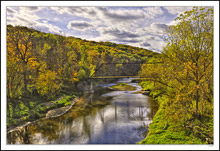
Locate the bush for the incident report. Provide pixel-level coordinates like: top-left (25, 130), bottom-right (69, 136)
top-left (29, 101), bottom-right (36, 109)
top-left (77, 69), bottom-right (87, 80)
top-left (54, 95), bottom-right (75, 107)
top-left (30, 111), bottom-right (40, 119)
top-left (14, 101), bottom-right (29, 118)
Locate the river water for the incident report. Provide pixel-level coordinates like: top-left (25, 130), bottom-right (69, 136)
top-left (7, 78), bottom-right (158, 144)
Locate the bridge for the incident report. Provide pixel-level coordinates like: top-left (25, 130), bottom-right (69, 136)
top-left (89, 62), bottom-right (160, 79)
top-left (86, 62), bottom-right (161, 93)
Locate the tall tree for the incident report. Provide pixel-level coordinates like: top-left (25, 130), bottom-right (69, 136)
top-left (140, 7), bottom-right (213, 119)
top-left (7, 27), bottom-right (35, 93)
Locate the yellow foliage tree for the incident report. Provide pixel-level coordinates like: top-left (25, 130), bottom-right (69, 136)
top-left (36, 70), bottom-right (60, 98)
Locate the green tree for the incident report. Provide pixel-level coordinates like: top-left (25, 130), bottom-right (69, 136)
top-left (165, 7), bottom-right (213, 115)
top-left (140, 6), bottom-right (213, 119)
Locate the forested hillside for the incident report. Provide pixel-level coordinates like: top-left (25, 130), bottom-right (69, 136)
top-left (7, 25), bottom-right (158, 128)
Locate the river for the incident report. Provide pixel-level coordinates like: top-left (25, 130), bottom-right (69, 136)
top-left (7, 78), bottom-right (158, 144)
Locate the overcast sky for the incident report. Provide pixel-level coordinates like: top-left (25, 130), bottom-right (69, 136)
top-left (7, 6), bottom-right (194, 53)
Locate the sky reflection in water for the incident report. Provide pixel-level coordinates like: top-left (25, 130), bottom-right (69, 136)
top-left (7, 78), bottom-right (158, 144)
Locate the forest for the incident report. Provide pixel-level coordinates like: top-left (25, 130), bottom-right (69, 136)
top-left (6, 24), bottom-right (157, 128)
top-left (6, 6), bottom-right (213, 144)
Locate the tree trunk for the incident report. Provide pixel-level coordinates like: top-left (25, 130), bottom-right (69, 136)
top-left (196, 88), bottom-right (199, 114)
top-left (196, 80), bottom-right (199, 118)
top-left (195, 61), bottom-right (200, 118)
top-left (23, 63), bottom-right (28, 94)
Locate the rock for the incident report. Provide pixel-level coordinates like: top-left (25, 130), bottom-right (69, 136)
top-left (46, 98), bottom-right (78, 118)
top-left (46, 105), bottom-right (70, 118)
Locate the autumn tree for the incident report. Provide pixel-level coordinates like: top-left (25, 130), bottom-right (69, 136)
top-left (7, 26), bottom-right (35, 93)
top-left (140, 7), bottom-right (213, 119)
top-left (166, 7), bottom-right (213, 115)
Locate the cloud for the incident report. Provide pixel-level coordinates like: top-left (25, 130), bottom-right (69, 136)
top-left (7, 7), bottom-right (17, 14)
top-left (142, 42), bottom-right (151, 47)
top-left (7, 7), bottom-right (62, 34)
top-left (7, 15), bottom-right (62, 34)
top-left (97, 7), bottom-right (144, 22)
top-left (144, 35), bottom-right (161, 41)
top-left (50, 6), bottom-right (151, 29)
top-left (35, 23), bottom-right (62, 34)
top-left (50, 7), bottom-right (98, 20)
top-left (20, 6), bottom-right (41, 12)
top-left (7, 6), bottom-right (192, 52)
top-left (50, 6), bottom-right (145, 23)
top-left (151, 23), bottom-right (168, 32)
top-left (117, 39), bottom-right (140, 43)
top-left (164, 6), bottom-right (193, 15)
top-left (99, 27), bottom-right (140, 40)
top-left (140, 23), bottom-right (168, 35)
top-left (143, 7), bottom-right (164, 18)
top-left (67, 21), bottom-right (93, 31)
top-left (7, 14), bottom-right (39, 27)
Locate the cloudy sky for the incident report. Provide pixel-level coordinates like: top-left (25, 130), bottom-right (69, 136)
top-left (7, 6), bottom-right (194, 52)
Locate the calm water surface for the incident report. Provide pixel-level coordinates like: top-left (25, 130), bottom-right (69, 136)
top-left (7, 78), bottom-right (158, 144)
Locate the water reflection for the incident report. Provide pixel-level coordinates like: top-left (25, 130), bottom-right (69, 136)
top-left (7, 78), bottom-right (158, 144)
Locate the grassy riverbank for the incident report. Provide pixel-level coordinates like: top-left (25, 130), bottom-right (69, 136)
top-left (7, 83), bottom-right (81, 130)
top-left (7, 82), bottom-right (113, 131)
top-left (139, 81), bottom-right (213, 144)
top-left (7, 94), bottom-right (77, 130)
top-left (108, 83), bottom-right (136, 91)
top-left (139, 104), bottom-right (207, 144)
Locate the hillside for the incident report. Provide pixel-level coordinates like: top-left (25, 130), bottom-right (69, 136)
top-left (6, 25), bottom-right (158, 128)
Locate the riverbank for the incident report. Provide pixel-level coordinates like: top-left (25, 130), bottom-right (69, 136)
top-left (7, 81), bottom-right (82, 130)
top-left (7, 80), bottom-right (112, 133)
top-left (139, 104), bottom-right (206, 144)
top-left (7, 94), bottom-right (79, 132)
top-left (139, 81), bottom-right (213, 144)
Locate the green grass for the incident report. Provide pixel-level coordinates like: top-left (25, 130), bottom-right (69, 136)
top-left (139, 81), bottom-right (212, 144)
top-left (139, 106), bottom-right (204, 144)
top-left (54, 95), bottom-right (75, 107)
top-left (7, 94), bottom-right (76, 129)
top-left (109, 83), bottom-right (136, 91)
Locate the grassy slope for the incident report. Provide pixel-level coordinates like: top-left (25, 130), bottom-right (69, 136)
top-left (7, 84), bottom-right (80, 130)
top-left (139, 81), bottom-right (211, 144)
top-left (139, 105), bottom-right (204, 144)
